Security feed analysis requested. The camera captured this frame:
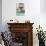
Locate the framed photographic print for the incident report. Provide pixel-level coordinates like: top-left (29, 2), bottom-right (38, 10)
top-left (16, 3), bottom-right (25, 16)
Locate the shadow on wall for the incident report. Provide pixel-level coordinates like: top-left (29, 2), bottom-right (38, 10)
top-left (0, 0), bottom-right (2, 32)
top-left (40, 0), bottom-right (46, 13)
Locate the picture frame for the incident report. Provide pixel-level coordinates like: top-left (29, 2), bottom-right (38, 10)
top-left (16, 3), bottom-right (25, 16)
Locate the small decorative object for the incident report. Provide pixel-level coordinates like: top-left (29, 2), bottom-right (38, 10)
top-left (9, 19), bottom-right (19, 23)
top-left (14, 19), bottom-right (19, 23)
top-left (36, 25), bottom-right (45, 46)
top-left (25, 20), bottom-right (30, 23)
top-left (10, 20), bottom-right (13, 21)
top-left (16, 3), bottom-right (25, 16)
top-left (9, 19), bottom-right (14, 23)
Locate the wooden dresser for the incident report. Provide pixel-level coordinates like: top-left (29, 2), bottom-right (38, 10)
top-left (7, 23), bottom-right (34, 46)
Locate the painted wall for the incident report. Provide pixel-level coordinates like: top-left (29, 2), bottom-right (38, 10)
top-left (2, 0), bottom-right (40, 31)
top-left (2, 0), bottom-right (46, 46)
top-left (40, 0), bottom-right (46, 13)
top-left (40, 0), bottom-right (46, 31)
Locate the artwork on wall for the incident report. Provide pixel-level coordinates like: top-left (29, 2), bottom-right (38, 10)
top-left (16, 3), bottom-right (25, 16)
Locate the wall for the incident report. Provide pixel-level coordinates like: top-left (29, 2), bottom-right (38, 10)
top-left (2, 0), bottom-right (40, 31)
top-left (40, 0), bottom-right (46, 13)
top-left (2, 0), bottom-right (46, 46)
top-left (0, 0), bottom-right (2, 32)
top-left (40, 0), bottom-right (46, 31)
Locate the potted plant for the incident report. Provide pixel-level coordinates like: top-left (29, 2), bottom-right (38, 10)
top-left (36, 25), bottom-right (45, 46)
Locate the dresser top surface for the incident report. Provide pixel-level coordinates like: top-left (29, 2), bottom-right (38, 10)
top-left (7, 23), bottom-right (34, 25)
